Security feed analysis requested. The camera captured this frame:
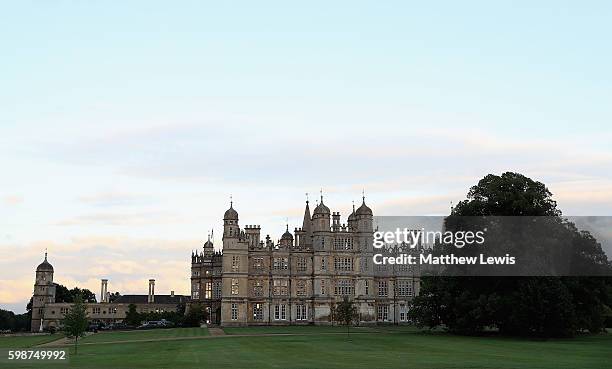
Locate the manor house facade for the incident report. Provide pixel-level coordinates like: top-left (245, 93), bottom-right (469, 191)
top-left (190, 196), bottom-right (420, 326)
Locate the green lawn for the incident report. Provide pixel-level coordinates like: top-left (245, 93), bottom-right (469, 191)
top-left (3, 328), bottom-right (610, 369)
top-left (0, 334), bottom-right (64, 348)
top-left (223, 325), bottom-right (381, 335)
top-left (224, 325), bottom-right (426, 336)
top-left (79, 327), bottom-right (209, 343)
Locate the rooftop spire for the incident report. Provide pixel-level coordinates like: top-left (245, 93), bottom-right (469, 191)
top-left (362, 189), bottom-right (366, 203)
top-left (320, 188), bottom-right (323, 203)
top-left (44, 248), bottom-right (47, 261)
top-left (230, 194), bottom-right (233, 208)
top-left (302, 198), bottom-right (312, 232)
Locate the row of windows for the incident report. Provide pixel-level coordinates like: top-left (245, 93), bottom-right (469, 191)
top-left (377, 304), bottom-right (409, 322)
top-left (232, 303), bottom-right (288, 322)
top-left (397, 281), bottom-right (414, 297)
top-left (296, 257), bottom-right (307, 271)
top-left (376, 264), bottom-right (413, 272)
top-left (252, 257), bottom-right (264, 269)
top-left (255, 257), bottom-right (308, 271)
top-left (192, 269), bottom-right (220, 277)
top-left (229, 279), bottom-right (415, 297)
top-left (274, 304), bottom-right (287, 320)
top-left (334, 257), bottom-right (353, 271)
top-left (335, 279), bottom-right (354, 296)
top-left (377, 281), bottom-right (414, 297)
top-left (333, 237), bottom-right (353, 250)
top-left (193, 256), bottom-right (413, 274)
top-left (253, 280), bottom-right (264, 296)
top-left (272, 257), bottom-right (288, 270)
top-left (378, 281), bottom-right (388, 296)
top-left (272, 279), bottom-right (288, 295)
top-left (193, 281), bottom-right (222, 300)
top-left (50, 306), bottom-right (119, 316)
top-left (248, 256), bottom-right (369, 272)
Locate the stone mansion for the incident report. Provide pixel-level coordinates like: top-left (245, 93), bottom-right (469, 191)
top-left (31, 194), bottom-right (420, 331)
top-left (190, 195), bottom-right (420, 326)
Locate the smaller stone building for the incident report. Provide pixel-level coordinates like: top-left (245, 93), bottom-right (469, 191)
top-left (30, 254), bottom-right (188, 332)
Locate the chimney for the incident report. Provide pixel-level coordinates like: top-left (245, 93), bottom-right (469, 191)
top-left (101, 279), bottom-right (108, 303)
top-left (148, 279), bottom-right (155, 303)
top-left (171, 290), bottom-right (175, 297)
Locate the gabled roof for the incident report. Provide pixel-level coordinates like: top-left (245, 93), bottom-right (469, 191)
top-left (113, 294), bottom-right (190, 304)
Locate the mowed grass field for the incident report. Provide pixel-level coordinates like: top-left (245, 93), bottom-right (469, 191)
top-left (2, 327), bottom-right (610, 369)
top-left (79, 327), bottom-right (209, 343)
top-left (0, 334), bottom-right (64, 348)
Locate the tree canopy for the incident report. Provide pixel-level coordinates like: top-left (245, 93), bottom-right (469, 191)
top-left (334, 297), bottom-right (359, 338)
top-left (54, 283), bottom-right (97, 303)
top-left (410, 172), bottom-right (612, 337)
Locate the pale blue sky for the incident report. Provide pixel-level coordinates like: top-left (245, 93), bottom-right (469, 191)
top-left (1, 1), bottom-right (611, 312)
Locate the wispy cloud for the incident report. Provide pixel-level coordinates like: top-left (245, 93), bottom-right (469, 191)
top-left (78, 191), bottom-right (156, 207)
top-left (2, 195), bottom-right (24, 206)
top-left (55, 211), bottom-right (185, 226)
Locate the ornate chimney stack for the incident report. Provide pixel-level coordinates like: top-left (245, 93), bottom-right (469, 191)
top-left (100, 279), bottom-right (108, 303)
top-left (148, 279), bottom-right (155, 303)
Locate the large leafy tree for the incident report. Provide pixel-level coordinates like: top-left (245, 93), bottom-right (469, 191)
top-left (410, 172), bottom-right (612, 337)
top-left (63, 294), bottom-right (89, 354)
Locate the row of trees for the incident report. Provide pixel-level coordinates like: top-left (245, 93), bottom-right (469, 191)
top-left (0, 309), bottom-right (31, 331)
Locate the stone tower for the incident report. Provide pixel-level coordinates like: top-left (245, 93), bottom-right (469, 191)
top-left (221, 199), bottom-right (249, 324)
top-left (31, 252), bottom-right (56, 332)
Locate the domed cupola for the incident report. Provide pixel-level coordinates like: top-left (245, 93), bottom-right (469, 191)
top-left (280, 224), bottom-right (294, 247)
top-left (281, 225), bottom-right (294, 241)
top-left (36, 252), bottom-right (54, 272)
top-left (356, 196), bottom-right (372, 216)
top-left (311, 191), bottom-right (331, 233)
top-left (224, 199), bottom-right (238, 220)
top-left (223, 197), bottom-right (240, 239)
top-left (313, 194), bottom-right (330, 216)
top-left (348, 200), bottom-right (356, 221)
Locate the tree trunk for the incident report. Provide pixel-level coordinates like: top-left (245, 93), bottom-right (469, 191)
top-left (74, 336), bottom-right (78, 355)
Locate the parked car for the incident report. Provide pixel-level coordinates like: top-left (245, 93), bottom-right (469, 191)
top-left (136, 322), bottom-right (157, 330)
top-left (137, 320), bottom-right (174, 329)
top-left (107, 322), bottom-right (128, 330)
